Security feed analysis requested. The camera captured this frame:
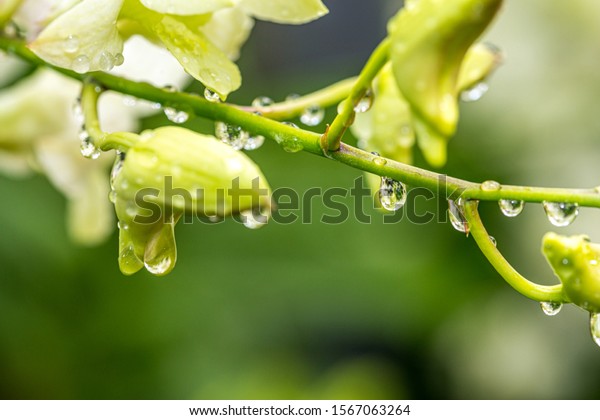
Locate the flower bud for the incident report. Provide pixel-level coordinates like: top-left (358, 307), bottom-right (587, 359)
top-left (388, 0), bottom-right (503, 166)
top-left (108, 126), bottom-right (272, 275)
top-left (542, 232), bottom-right (600, 312)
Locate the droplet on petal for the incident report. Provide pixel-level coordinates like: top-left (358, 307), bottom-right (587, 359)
top-left (64, 35), bottom-right (80, 53)
top-left (164, 107), bottom-right (189, 124)
top-left (543, 201), bottom-right (579, 227)
top-left (98, 51), bottom-right (115, 72)
top-left (72, 55), bottom-right (90, 74)
top-left (204, 88), bottom-right (221, 103)
top-left (499, 199), bottom-right (524, 217)
top-left (461, 82), bottom-right (489, 102)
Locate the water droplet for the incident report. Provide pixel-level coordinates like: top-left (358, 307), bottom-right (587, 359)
top-left (241, 209), bottom-right (268, 230)
top-left (244, 135), bottom-right (265, 151)
top-left (373, 157), bottom-right (387, 166)
top-left (98, 51), bottom-right (115, 72)
top-left (489, 236), bottom-right (497, 247)
top-left (354, 89), bottom-right (374, 113)
top-left (498, 199), bottom-right (524, 217)
top-left (144, 252), bottom-right (174, 275)
top-left (461, 82), bottom-right (489, 102)
top-left (110, 151), bottom-right (125, 189)
top-left (80, 134), bottom-right (100, 159)
top-left (281, 136), bottom-right (303, 153)
top-left (285, 93), bottom-right (300, 102)
top-left (448, 199), bottom-right (469, 233)
top-left (283, 122), bottom-right (298, 129)
top-left (252, 96), bottom-right (274, 108)
top-left (72, 55), bottom-right (90, 74)
top-left (108, 190), bottom-right (117, 203)
top-left (378, 177), bottom-right (407, 211)
top-left (114, 53), bottom-right (125, 66)
top-left (72, 100), bottom-right (84, 124)
top-left (300, 105), bottom-right (325, 126)
top-left (590, 313), bottom-right (600, 347)
top-left (481, 180), bottom-right (501, 191)
top-left (163, 85), bottom-right (177, 93)
top-left (164, 107), bottom-right (189, 124)
top-left (215, 122), bottom-right (249, 150)
top-left (64, 35), bottom-right (79, 53)
top-left (122, 96), bottom-right (137, 107)
top-left (543, 201), bottom-right (579, 227)
top-left (204, 88), bottom-right (221, 103)
top-left (540, 301), bottom-right (562, 316)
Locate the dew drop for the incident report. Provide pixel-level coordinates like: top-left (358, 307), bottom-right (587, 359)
top-left (252, 96), bottom-right (274, 108)
top-left (79, 132), bottom-right (100, 159)
top-left (215, 121), bottom-right (249, 150)
top-left (241, 209), bottom-right (268, 230)
top-left (144, 253), bottom-right (174, 275)
top-left (164, 107), bottom-right (189, 124)
top-left (64, 35), bottom-right (79, 53)
top-left (72, 55), bottom-right (90, 74)
top-left (204, 88), bottom-right (221, 103)
top-left (98, 51), bottom-right (115, 72)
top-left (283, 121), bottom-right (299, 129)
top-left (110, 151), bottom-right (125, 189)
top-left (244, 135), bottom-right (265, 151)
top-left (281, 136), bottom-right (303, 153)
top-left (540, 301), bottom-right (562, 316)
top-left (481, 180), bottom-right (500, 191)
top-left (300, 105), bottom-right (325, 126)
top-left (489, 236), bottom-right (497, 247)
top-left (72, 100), bottom-right (84, 124)
top-left (285, 93), bottom-right (300, 102)
top-left (499, 199), bottom-right (524, 217)
top-left (590, 312), bottom-right (600, 348)
top-left (378, 177), bottom-right (407, 211)
top-left (354, 89), bottom-right (374, 113)
top-left (108, 190), bottom-right (117, 204)
top-left (542, 201), bottom-right (579, 227)
top-left (122, 95), bottom-right (137, 107)
top-left (114, 53), bottom-right (125, 66)
top-left (461, 82), bottom-right (489, 102)
top-left (373, 157), bottom-right (387, 166)
top-left (448, 199), bottom-right (469, 233)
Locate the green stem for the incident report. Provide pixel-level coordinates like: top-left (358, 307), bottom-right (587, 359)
top-left (325, 38), bottom-right (391, 151)
top-left (463, 200), bottom-right (566, 302)
top-left (2, 37), bottom-right (600, 208)
top-left (238, 77), bottom-right (356, 120)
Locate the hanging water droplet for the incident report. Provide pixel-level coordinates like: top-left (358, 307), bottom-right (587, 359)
top-left (241, 209), bottom-right (268, 229)
top-left (204, 88), bottom-right (221, 103)
top-left (448, 199), bottom-right (469, 233)
top-left (215, 121), bottom-right (249, 150)
top-left (80, 134), bottom-right (100, 159)
top-left (378, 177), bottom-right (407, 211)
top-left (98, 51), bottom-right (115, 72)
top-left (543, 201), bottom-right (579, 227)
top-left (164, 107), bottom-right (189, 124)
top-left (108, 190), bottom-right (117, 203)
top-left (114, 53), bottom-right (125, 66)
top-left (144, 252), bottom-right (174, 275)
top-left (252, 96), bottom-right (274, 108)
top-left (481, 180), bottom-right (501, 191)
top-left (64, 34), bottom-right (79, 53)
top-left (540, 301), bottom-right (562, 316)
top-left (489, 236), bottom-right (497, 247)
top-left (590, 312), bottom-right (600, 347)
top-left (461, 82), bottom-right (489, 102)
top-left (72, 55), bottom-right (90, 74)
top-left (110, 151), bottom-right (125, 189)
top-left (499, 199), bottom-right (524, 217)
top-left (244, 135), bottom-right (265, 151)
top-left (354, 89), bottom-right (374, 113)
top-left (300, 105), bottom-right (325, 126)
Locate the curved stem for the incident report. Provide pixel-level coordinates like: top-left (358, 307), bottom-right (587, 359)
top-left (324, 37), bottom-right (391, 151)
top-left (238, 77), bottom-right (355, 120)
top-left (463, 200), bottom-right (566, 302)
top-left (2, 37), bottom-right (600, 208)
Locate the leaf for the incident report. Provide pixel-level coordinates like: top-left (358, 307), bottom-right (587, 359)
top-left (240, 0), bottom-right (328, 24)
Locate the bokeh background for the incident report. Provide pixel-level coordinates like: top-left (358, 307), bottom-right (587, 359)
top-left (1, 0), bottom-right (600, 399)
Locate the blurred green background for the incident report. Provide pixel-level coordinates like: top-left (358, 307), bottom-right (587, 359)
top-left (2, 0), bottom-right (600, 399)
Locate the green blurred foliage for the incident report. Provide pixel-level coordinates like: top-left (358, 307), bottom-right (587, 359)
top-left (1, 0), bottom-right (600, 399)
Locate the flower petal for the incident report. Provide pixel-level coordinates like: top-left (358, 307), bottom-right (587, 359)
top-left (151, 15), bottom-right (241, 97)
top-left (139, 0), bottom-right (234, 15)
top-left (200, 7), bottom-right (254, 60)
top-left (239, 0), bottom-right (328, 24)
top-left (29, 0), bottom-right (124, 73)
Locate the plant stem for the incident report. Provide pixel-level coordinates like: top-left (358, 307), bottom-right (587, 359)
top-left (324, 38), bottom-right (391, 151)
top-left (463, 200), bottom-right (566, 302)
top-left (2, 37), bottom-right (600, 208)
top-left (238, 77), bottom-right (356, 120)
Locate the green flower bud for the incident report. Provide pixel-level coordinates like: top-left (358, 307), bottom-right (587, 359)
top-left (388, 0), bottom-right (503, 166)
top-left (542, 232), bottom-right (600, 312)
top-left (108, 126), bottom-right (272, 276)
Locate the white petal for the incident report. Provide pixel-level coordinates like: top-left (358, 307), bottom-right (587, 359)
top-left (29, 0), bottom-right (124, 73)
top-left (200, 7), bottom-right (254, 61)
top-left (14, 0), bottom-right (81, 40)
top-left (139, 0), bottom-right (234, 16)
top-left (239, 0), bottom-right (328, 24)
